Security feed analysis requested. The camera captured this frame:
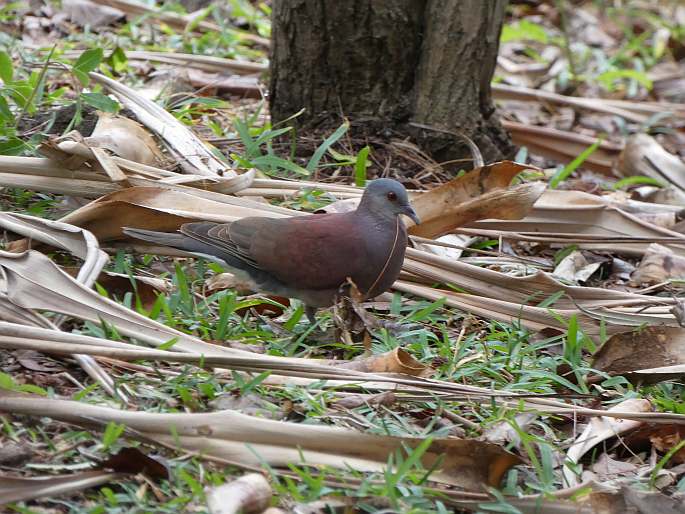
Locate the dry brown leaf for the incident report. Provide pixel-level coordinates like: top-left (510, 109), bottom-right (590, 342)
top-left (408, 161), bottom-right (545, 238)
top-left (125, 51), bottom-right (267, 75)
top-left (0, 471), bottom-right (124, 504)
top-left (0, 249), bottom-right (245, 355)
top-left (94, 271), bottom-right (169, 310)
top-left (631, 243), bottom-right (685, 285)
top-left (469, 189), bottom-right (685, 257)
top-left (186, 69), bottom-right (262, 99)
top-left (0, 154), bottom-right (255, 198)
top-left (0, 447), bottom-right (167, 504)
top-left (563, 398), bottom-right (652, 486)
top-left (87, 0), bottom-right (269, 46)
top-left (206, 473), bottom-right (272, 514)
top-left (205, 272), bottom-right (256, 294)
top-left (85, 113), bottom-right (164, 167)
top-left (59, 186), bottom-right (288, 243)
top-left (493, 83), bottom-right (685, 124)
top-left (618, 134), bottom-right (685, 199)
top-left (593, 326), bottom-right (685, 383)
top-left (89, 72), bottom-right (236, 177)
top-left (553, 251), bottom-right (602, 284)
top-left (0, 391), bottom-right (521, 490)
top-left (401, 247), bottom-right (679, 336)
top-left (0, 212), bottom-right (118, 397)
top-left (333, 391), bottom-right (397, 410)
top-left (335, 348), bottom-right (433, 377)
top-left (502, 120), bottom-right (623, 174)
top-left (61, 0), bottom-right (125, 26)
top-left (625, 423), bottom-right (685, 466)
top-left (481, 413), bottom-right (536, 448)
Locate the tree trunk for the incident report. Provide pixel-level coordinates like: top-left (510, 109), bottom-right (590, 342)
top-left (270, 0), bottom-right (514, 166)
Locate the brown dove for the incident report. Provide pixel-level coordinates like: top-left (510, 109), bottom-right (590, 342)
top-left (123, 178), bottom-right (419, 323)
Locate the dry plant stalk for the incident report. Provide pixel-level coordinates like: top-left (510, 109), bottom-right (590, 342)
top-left (0, 391), bottom-right (520, 490)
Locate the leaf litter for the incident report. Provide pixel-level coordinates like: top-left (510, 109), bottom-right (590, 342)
top-left (3, 1), bottom-right (685, 513)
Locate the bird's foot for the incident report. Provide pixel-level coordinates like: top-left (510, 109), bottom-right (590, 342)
top-left (305, 305), bottom-right (318, 325)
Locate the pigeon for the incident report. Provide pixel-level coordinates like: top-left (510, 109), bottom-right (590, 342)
top-left (123, 178), bottom-right (420, 323)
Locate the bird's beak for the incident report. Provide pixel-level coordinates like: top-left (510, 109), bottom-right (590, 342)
top-left (402, 204), bottom-right (421, 225)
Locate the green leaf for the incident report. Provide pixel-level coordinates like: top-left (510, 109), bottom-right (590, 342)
top-left (597, 69), bottom-right (652, 92)
top-left (107, 47), bottom-right (128, 74)
top-left (553, 245), bottom-right (578, 266)
top-left (501, 20), bottom-right (548, 44)
top-left (0, 371), bottom-right (16, 390)
top-left (0, 95), bottom-right (13, 123)
top-left (101, 421), bottom-right (126, 450)
top-left (233, 118), bottom-right (258, 157)
top-left (8, 81), bottom-right (33, 109)
top-left (549, 138), bottom-right (603, 188)
top-left (613, 175), bottom-right (664, 189)
top-left (158, 337), bottom-right (179, 351)
top-left (0, 51), bottom-right (12, 83)
top-left (73, 48), bottom-right (104, 86)
top-left (306, 121), bottom-right (349, 172)
top-left (409, 298), bottom-right (446, 322)
top-left (0, 136), bottom-right (27, 155)
top-left (252, 154), bottom-right (310, 175)
top-left (81, 92), bottom-right (120, 113)
top-left (17, 384), bottom-right (47, 395)
top-left (327, 147), bottom-right (356, 164)
top-left (354, 145), bottom-right (370, 187)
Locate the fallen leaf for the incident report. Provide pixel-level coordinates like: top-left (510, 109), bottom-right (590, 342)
top-left (503, 120), bottom-right (623, 174)
top-left (631, 243), bottom-right (685, 286)
top-left (625, 424), bottom-right (685, 464)
top-left (562, 398), bottom-right (652, 486)
top-left (15, 349), bottom-right (65, 373)
top-left (205, 272), bottom-right (256, 294)
top-left (0, 391), bottom-right (521, 490)
top-left (85, 112), bottom-right (164, 167)
top-left (61, 0), bottom-right (125, 26)
top-left (593, 327), bottom-right (685, 382)
top-left (553, 250), bottom-right (602, 284)
top-left (335, 348), bottom-right (433, 377)
top-left (618, 134), bottom-right (685, 198)
top-left (0, 470), bottom-right (123, 504)
top-left (333, 391), bottom-right (397, 410)
top-left (103, 447), bottom-right (169, 480)
top-left (468, 189), bottom-right (685, 257)
top-left (590, 453), bottom-right (638, 480)
top-left (408, 161), bottom-right (545, 238)
top-left (61, 186), bottom-right (288, 243)
top-left (206, 473), bottom-right (272, 514)
top-left (89, 72), bottom-right (235, 177)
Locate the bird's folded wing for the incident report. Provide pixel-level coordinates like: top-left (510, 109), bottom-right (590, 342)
top-left (182, 215), bottom-right (368, 291)
top-left (246, 214), bottom-right (369, 290)
top-left (180, 221), bottom-right (263, 269)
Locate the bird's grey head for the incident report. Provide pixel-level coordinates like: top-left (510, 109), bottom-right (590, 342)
top-left (359, 178), bottom-right (420, 225)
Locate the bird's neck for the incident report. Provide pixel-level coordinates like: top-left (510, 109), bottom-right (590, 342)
top-left (355, 204), bottom-right (402, 228)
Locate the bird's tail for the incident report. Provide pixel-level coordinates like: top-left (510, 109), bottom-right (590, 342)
top-left (123, 227), bottom-right (195, 252)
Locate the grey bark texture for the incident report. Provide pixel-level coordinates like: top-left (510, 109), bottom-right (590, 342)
top-left (270, 0), bottom-right (514, 165)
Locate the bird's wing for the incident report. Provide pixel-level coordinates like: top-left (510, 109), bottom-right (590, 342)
top-left (180, 221), bottom-right (263, 269)
top-left (181, 215), bottom-right (368, 291)
top-left (246, 213), bottom-right (369, 290)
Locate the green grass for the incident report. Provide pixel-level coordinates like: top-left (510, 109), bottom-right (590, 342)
top-left (1, 1), bottom-right (685, 512)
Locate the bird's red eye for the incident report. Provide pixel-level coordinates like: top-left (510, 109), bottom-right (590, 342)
top-left (387, 191), bottom-right (397, 201)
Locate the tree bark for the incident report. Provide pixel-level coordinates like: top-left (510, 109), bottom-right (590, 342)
top-left (270, 0), bottom-right (514, 165)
